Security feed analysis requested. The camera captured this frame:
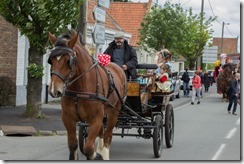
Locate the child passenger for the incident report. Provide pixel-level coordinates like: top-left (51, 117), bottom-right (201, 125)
top-left (155, 63), bottom-right (171, 92)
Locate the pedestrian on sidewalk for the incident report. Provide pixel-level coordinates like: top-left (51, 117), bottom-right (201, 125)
top-left (191, 71), bottom-right (201, 105)
top-left (181, 67), bottom-right (190, 97)
top-left (203, 71), bottom-right (211, 92)
top-left (199, 70), bottom-right (204, 97)
top-left (227, 72), bottom-right (239, 115)
top-left (210, 70), bottom-right (214, 86)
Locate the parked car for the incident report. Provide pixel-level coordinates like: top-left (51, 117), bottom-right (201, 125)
top-left (178, 70), bottom-right (195, 90)
top-left (169, 71), bottom-right (181, 101)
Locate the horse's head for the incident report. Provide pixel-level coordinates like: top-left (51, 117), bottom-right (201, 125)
top-left (47, 31), bottom-right (79, 98)
top-left (222, 63), bottom-right (237, 78)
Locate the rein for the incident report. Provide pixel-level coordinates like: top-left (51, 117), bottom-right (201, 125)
top-left (65, 60), bottom-right (98, 87)
top-left (59, 54), bottom-right (117, 108)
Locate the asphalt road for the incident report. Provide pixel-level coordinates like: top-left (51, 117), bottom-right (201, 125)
top-left (0, 85), bottom-right (241, 162)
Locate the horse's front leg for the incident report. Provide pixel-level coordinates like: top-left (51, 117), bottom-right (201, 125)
top-left (62, 112), bottom-right (78, 160)
top-left (83, 120), bottom-right (103, 160)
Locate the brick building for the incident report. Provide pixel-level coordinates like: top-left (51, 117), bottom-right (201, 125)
top-left (213, 37), bottom-right (238, 54)
top-left (0, 16), bottom-right (18, 84)
top-left (212, 37), bottom-right (240, 64)
top-left (0, 16), bottom-right (18, 105)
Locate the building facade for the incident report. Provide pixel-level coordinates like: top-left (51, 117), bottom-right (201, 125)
top-left (0, 1), bottom-right (185, 106)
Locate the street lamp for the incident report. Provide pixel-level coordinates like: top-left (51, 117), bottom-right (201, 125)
top-left (220, 22), bottom-right (230, 53)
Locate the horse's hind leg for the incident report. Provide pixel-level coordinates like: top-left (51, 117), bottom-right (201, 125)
top-left (101, 112), bottom-right (119, 160)
top-left (96, 126), bottom-right (104, 154)
top-left (62, 113), bottom-right (78, 160)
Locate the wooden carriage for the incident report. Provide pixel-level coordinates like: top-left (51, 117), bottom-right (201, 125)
top-left (78, 64), bottom-right (175, 158)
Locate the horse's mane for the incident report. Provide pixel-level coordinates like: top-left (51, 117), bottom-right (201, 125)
top-left (55, 29), bottom-right (86, 47)
top-left (222, 63), bottom-right (236, 70)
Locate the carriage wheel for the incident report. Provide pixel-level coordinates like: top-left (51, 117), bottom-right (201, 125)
top-left (78, 125), bottom-right (87, 154)
top-left (153, 114), bottom-right (163, 158)
top-left (165, 104), bottom-right (174, 148)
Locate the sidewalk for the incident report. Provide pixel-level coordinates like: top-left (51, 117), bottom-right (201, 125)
top-left (0, 102), bottom-right (65, 136)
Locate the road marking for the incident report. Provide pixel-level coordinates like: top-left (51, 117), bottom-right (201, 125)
top-left (225, 128), bottom-right (237, 139)
top-left (236, 118), bottom-right (240, 125)
top-left (174, 103), bottom-right (189, 110)
top-left (0, 130), bottom-right (3, 136)
top-left (212, 144), bottom-right (226, 160)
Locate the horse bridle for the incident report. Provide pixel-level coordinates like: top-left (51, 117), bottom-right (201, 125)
top-left (48, 46), bottom-right (78, 82)
top-left (48, 46), bottom-right (98, 87)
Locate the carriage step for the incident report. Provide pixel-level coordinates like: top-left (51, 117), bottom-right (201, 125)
top-left (146, 104), bottom-right (157, 109)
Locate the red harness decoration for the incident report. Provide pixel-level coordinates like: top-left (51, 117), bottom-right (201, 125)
top-left (98, 54), bottom-right (111, 66)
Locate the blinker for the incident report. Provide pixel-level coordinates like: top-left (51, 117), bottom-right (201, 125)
top-left (48, 46), bottom-right (75, 65)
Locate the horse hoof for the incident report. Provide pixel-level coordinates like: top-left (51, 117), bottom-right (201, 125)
top-left (94, 153), bottom-right (103, 160)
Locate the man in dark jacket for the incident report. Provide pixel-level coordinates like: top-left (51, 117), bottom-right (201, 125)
top-left (104, 32), bottom-right (138, 80)
top-left (181, 67), bottom-right (190, 97)
top-left (227, 72), bottom-right (239, 115)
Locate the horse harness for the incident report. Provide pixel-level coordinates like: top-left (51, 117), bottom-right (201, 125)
top-left (49, 46), bottom-right (126, 120)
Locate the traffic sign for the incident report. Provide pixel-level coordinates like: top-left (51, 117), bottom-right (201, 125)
top-left (93, 6), bottom-right (106, 23)
top-left (202, 46), bottom-right (218, 63)
top-left (98, 0), bottom-right (110, 9)
top-left (203, 46), bottom-right (218, 55)
top-left (92, 23), bottom-right (105, 44)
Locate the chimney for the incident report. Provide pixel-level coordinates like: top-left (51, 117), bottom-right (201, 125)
top-left (146, 0), bottom-right (153, 12)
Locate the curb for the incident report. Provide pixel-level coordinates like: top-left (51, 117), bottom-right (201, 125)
top-left (36, 130), bottom-right (80, 137)
top-left (36, 130), bottom-right (67, 136)
top-left (0, 129), bottom-right (68, 137)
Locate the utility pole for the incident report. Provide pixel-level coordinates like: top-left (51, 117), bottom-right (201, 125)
top-left (220, 22), bottom-right (225, 54)
top-left (76, 0), bottom-right (88, 43)
top-left (197, 0), bottom-right (204, 71)
top-left (220, 22), bottom-right (230, 54)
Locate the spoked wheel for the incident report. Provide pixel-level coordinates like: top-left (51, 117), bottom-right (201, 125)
top-left (153, 114), bottom-right (163, 158)
top-left (78, 124), bottom-right (88, 154)
top-left (165, 104), bottom-right (174, 148)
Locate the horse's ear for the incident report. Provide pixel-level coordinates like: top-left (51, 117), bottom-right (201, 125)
top-left (67, 32), bottom-right (79, 48)
top-left (48, 32), bottom-right (57, 44)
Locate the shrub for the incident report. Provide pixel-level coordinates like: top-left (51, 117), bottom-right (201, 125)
top-left (0, 76), bottom-right (15, 106)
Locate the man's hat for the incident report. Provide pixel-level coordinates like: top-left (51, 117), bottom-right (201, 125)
top-left (114, 32), bottom-right (125, 39)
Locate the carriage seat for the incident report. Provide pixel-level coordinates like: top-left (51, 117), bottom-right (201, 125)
top-left (136, 64), bottom-right (158, 69)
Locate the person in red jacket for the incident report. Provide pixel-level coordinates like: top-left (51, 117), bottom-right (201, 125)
top-left (191, 71), bottom-right (201, 105)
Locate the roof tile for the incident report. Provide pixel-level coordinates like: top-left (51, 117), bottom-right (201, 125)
top-left (88, 1), bottom-right (151, 46)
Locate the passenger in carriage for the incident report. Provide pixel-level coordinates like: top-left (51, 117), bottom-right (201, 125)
top-left (155, 63), bottom-right (172, 92)
top-left (156, 49), bottom-right (173, 73)
top-left (141, 50), bottom-right (172, 111)
top-left (140, 64), bottom-right (171, 112)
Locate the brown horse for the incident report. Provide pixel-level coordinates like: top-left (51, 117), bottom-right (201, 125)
top-left (47, 29), bottom-right (127, 160)
top-left (216, 63), bottom-right (237, 99)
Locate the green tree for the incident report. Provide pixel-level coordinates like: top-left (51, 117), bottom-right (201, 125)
top-left (139, 3), bottom-right (187, 51)
top-left (139, 2), bottom-right (215, 70)
top-left (174, 8), bottom-right (215, 69)
top-left (0, 0), bottom-right (83, 118)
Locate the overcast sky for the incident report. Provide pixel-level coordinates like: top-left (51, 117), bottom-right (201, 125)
top-left (131, 0), bottom-right (241, 52)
